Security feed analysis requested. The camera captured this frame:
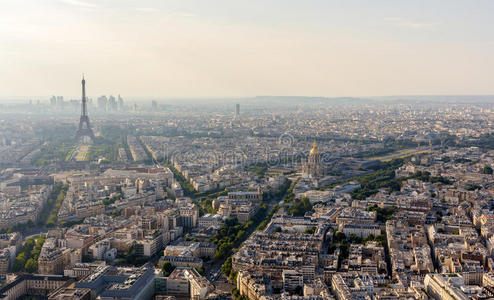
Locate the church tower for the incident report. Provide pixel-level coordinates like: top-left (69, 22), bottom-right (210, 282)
top-left (303, 141), bottom-right (321, 178)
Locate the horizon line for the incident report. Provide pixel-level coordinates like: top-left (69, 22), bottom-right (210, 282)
top-left (1, 94), bottom-right (494, 102)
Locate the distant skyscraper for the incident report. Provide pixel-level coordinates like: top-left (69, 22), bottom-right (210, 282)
top-left (50, 96), bottom-right (56, 106)
top-left (118, 95), bottom-right (124, 111)
top-left (152, 101), bottom-right (158, 110)
top-left (56, 96), bottom-right (64, 109)
top-left (235, 103), bottom-right (240, 117)
top-left (97, 95), bottom-right (107, 111)
top-left (108, 95), bottom-right (117, 112)
top-left (75, 76), bottom-right (95, 142)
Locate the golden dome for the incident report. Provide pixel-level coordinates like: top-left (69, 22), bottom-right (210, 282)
top-left (310, 140), bottom-right (319, 155)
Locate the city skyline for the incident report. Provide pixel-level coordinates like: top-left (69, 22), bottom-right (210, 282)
top-left (1, 0), bottom-right (494, 98)
top-left (4, 2), bottom-right (494, 299)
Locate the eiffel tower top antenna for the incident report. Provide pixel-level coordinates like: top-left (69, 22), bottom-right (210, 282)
top-left (81, 74), bottom-right (87, 117)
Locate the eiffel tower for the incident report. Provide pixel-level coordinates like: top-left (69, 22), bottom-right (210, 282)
top-left (75, 75), bottom-right (95, 142)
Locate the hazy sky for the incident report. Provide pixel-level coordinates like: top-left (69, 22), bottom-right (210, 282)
top-left (1, 0), bottom-right (494, 99)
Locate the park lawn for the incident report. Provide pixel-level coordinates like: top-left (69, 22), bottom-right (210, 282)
top-left (369, 148), bottom-right (429, 162)
top-left (75, 145), bottom-right (90, 161)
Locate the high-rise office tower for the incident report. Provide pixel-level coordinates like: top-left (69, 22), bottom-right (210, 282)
top-left (118, 95), bottom-right (124, 111)
top-left (108, 95), bottom-right (117, 112)
top-left (97, 96), bottom-right (107, 111)
top-left (235, 103), bottom-right (240, 117)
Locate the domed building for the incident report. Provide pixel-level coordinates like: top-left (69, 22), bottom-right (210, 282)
top-left (302, 141), bottom-right (322, 178)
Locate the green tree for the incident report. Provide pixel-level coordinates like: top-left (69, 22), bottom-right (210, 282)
top-left (13, 254), bottom-right (27, 272)
top-left (162, 262), bottom-right (176, 276)
top-left (196, 267), bottom-right (205, 275)
top-left (235, 230), bottom-right (245, 240)
top-left (24, 238), bottom-right (35, 250)
top-left (482, 165), bottom-right (493, 174)
top-left (222, 257), bottom-right (233, 277)
top-left (348, 234), bottom-right (362, 244)
top-left (334, 231), bottom-right (346, 242)
top-left (367, 205), bottom-right (396, 222)
top-left (304, 227), bottom-right (316, 234)
top-left (25, 258), bottom-right (37, 273)
top-left (288, 197), bottom-right (313, 216)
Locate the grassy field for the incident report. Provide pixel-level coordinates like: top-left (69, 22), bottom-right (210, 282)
top-left (75, 145), bottom-right (90, 161)
top-left (65, 147), bottom-right (76, 161)
top-left (369, 148), bottom-right (429, 162)
top-left (34, 142), bottom-right (75, 166)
